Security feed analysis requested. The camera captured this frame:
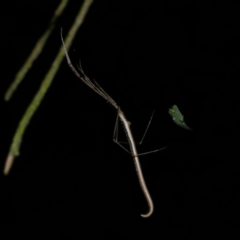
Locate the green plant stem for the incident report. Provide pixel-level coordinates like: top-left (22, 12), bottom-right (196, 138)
top-left (4, 0), bottom-right (69, 101)
top-left (4, 0), bottom-right (94, 175)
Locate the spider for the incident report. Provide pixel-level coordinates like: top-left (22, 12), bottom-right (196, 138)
top-left (61, 30), bottom-right (167, 217)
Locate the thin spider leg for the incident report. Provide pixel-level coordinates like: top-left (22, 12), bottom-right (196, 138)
top-left (76, 61), bottom-right (92, 85)
top-left (77, 61), bottom-right (97, 89)
top-left (75, 61), bottom-right (110, 100)
top-left (93, 79), bottom-right (112, 100)
top-left (137, 146), bottom-right (168, 156)
top-left (113, 115), bottom-right (128, 144)
top-left (76, 61), bottom-right (118, 108)
top-left (93, 79), bottom-right (118, 107)
top-left (113, 113), bottom-right (119, 141)
top-left (84, 74), bottom-right (118, 108)
top-left (113, 113), bottom-right (130, 154)
top-left (68, 61), bottom-right (103, 98)
top-left (61, 31), bottom-right (119, 109)
top-left (77, 60), bottom-right (86, 75)
top-left (81, 74), bottom-right (109, 100)
top-left (139, 109), bottom-right (155, 145)
top-left (113, 139), bottom-right (131, 154)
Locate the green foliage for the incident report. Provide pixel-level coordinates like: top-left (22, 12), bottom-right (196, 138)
top-left (168, 105), bottom-right (192, 130)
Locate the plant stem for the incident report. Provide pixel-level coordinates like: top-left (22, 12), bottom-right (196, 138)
top-left (4, 0), bottom-right (69, 101)
top-left (4, 0), bottom-right (94, 175)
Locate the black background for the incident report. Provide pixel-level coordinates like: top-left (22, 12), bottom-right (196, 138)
top-left (1, 0), bottom-right (240, 239)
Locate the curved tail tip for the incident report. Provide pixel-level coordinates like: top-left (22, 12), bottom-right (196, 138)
top-left (140, 208), bottom-right (153, 218)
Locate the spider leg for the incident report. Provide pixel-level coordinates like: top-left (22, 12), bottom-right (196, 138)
top-left (137, 146), bottom-right (168, 156)
top-left (138, 109), bottom-right (155, 145)
top-left (113, 113), bottom-right (130, 154)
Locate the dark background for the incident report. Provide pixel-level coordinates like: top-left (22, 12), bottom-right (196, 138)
top-left (1, 0), bottom-right (240, 239)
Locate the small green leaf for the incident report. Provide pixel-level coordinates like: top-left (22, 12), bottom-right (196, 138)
top-left (169, 105), bottom-right (192, 130)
